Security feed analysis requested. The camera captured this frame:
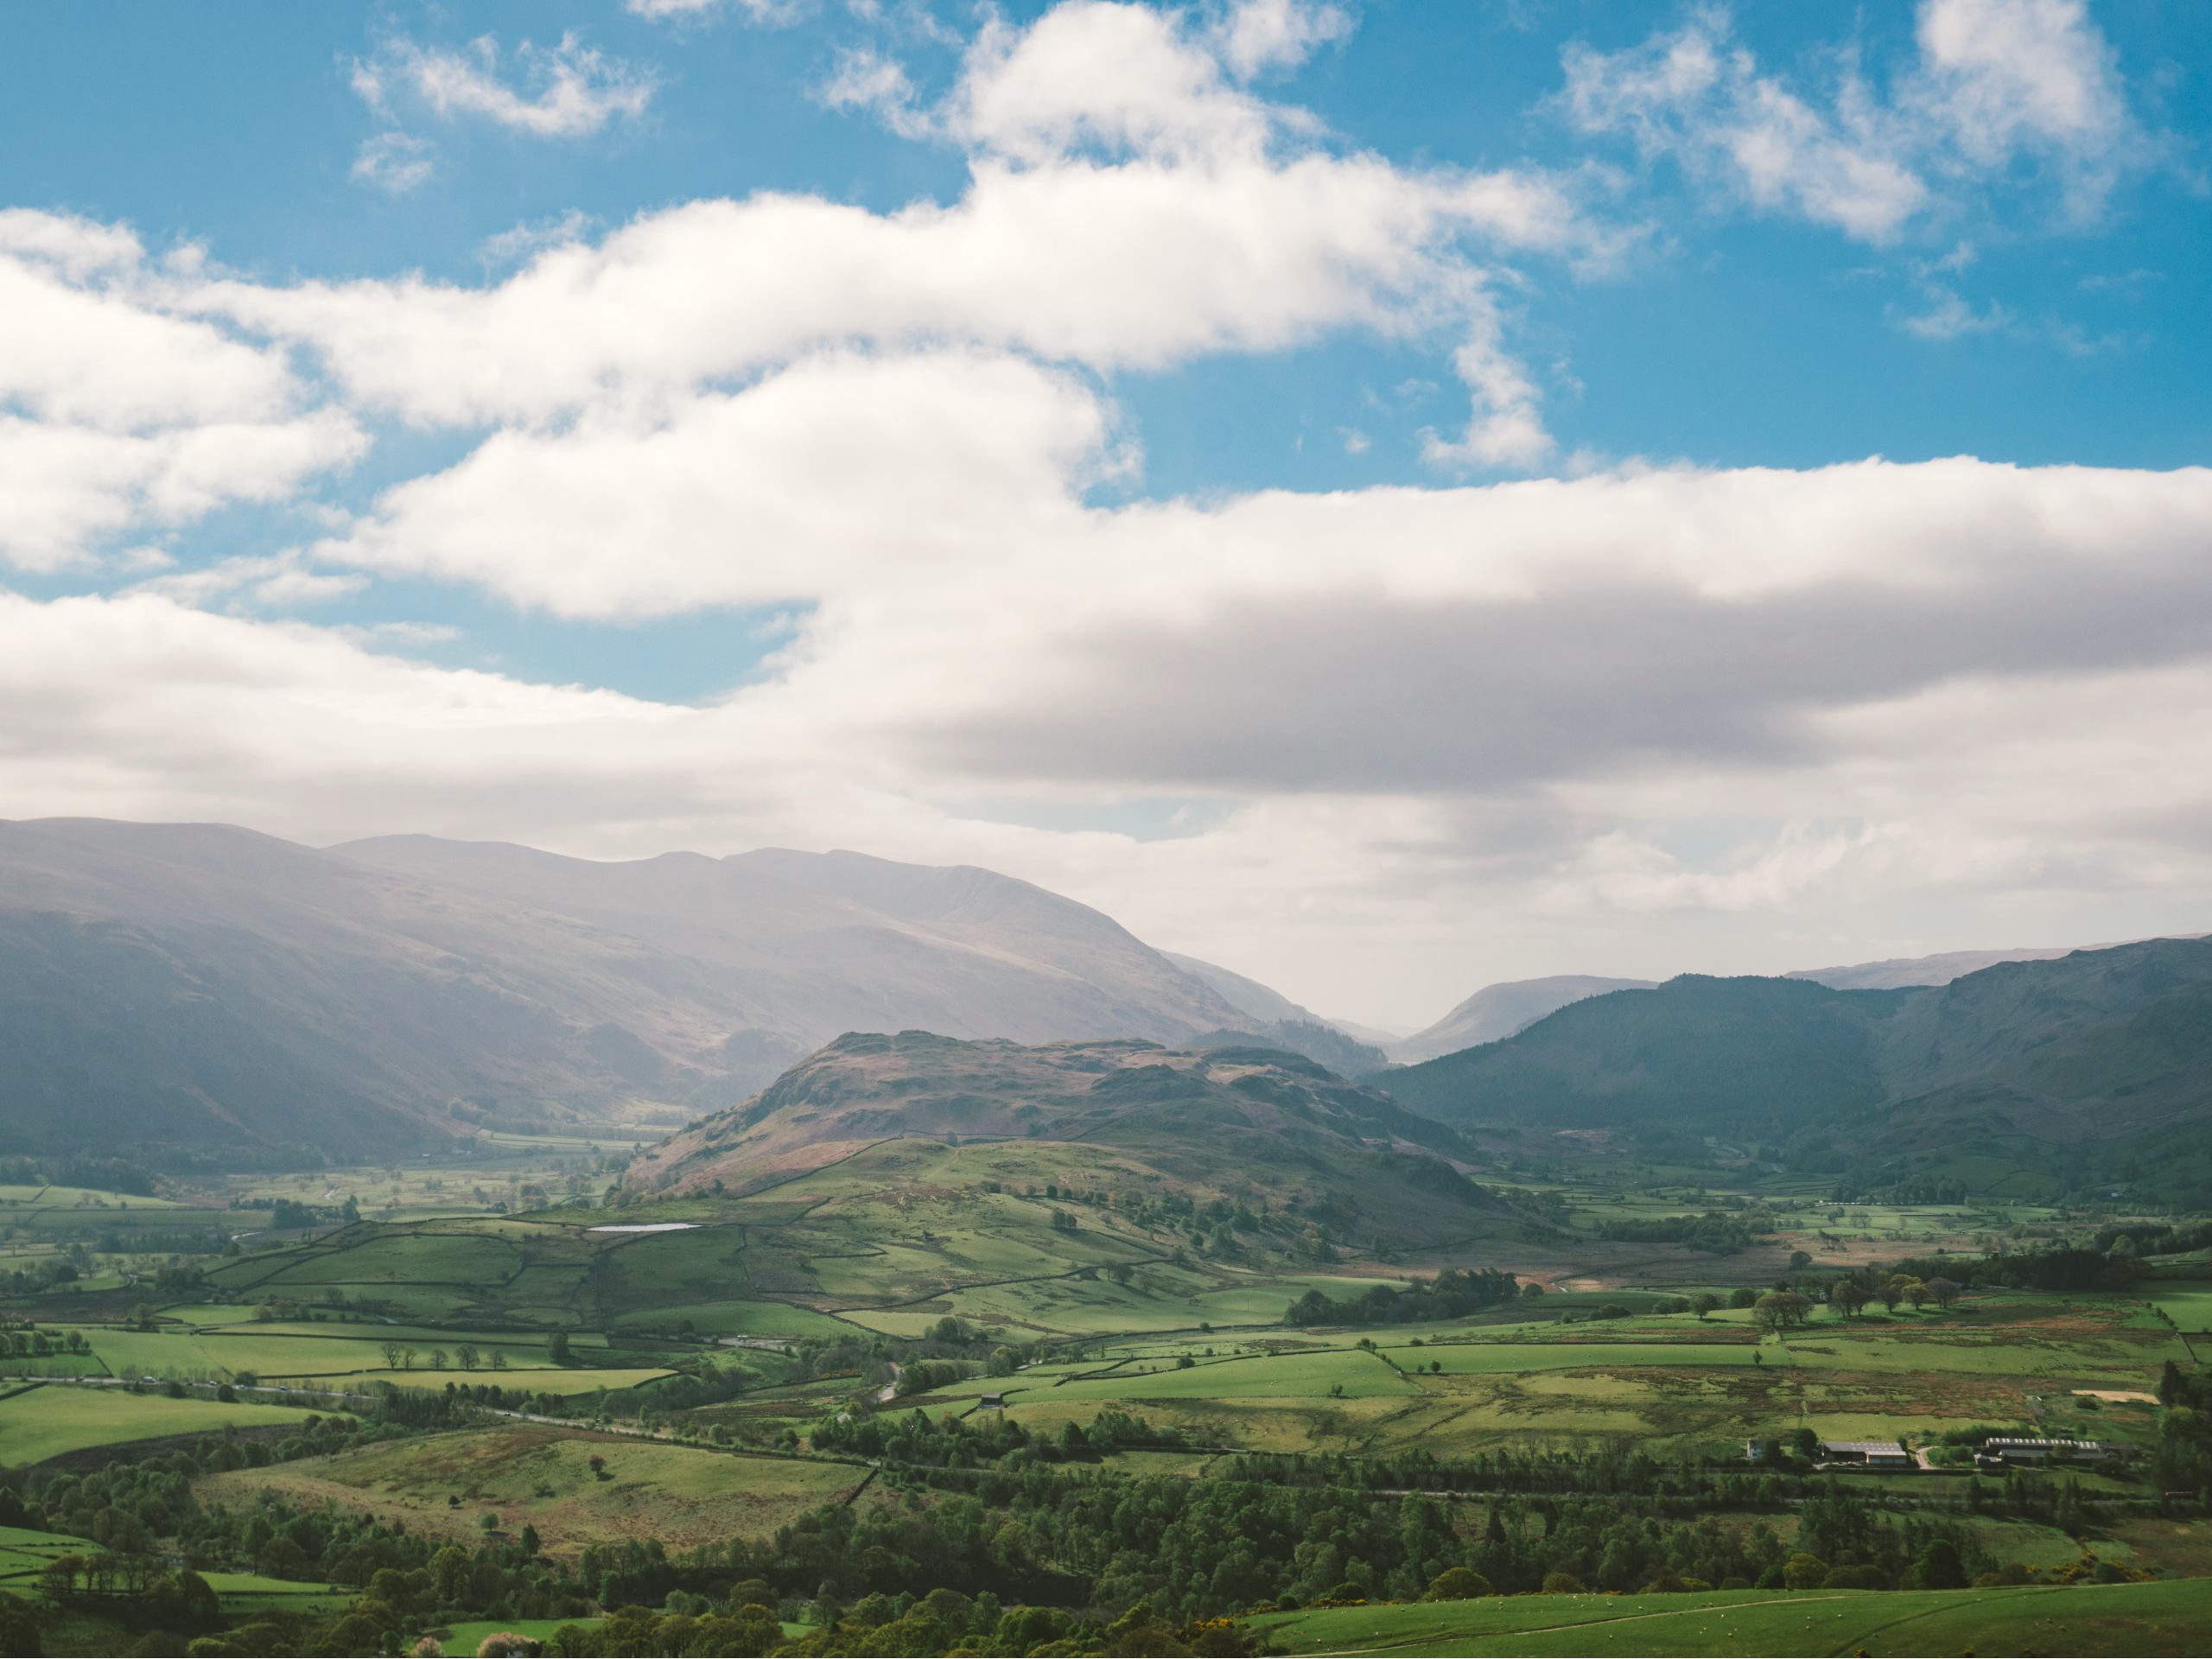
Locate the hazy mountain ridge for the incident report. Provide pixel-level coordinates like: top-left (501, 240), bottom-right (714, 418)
top-left (0, 819), bottom-right (1255, 1157)
top-left (1380, 938), bottom-right (2212, 1196)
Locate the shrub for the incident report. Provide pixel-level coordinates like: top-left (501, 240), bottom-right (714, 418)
top-left (1422, 1567), bottom-right (1494, 1602)
top-left (1541, 1571), bottom-right (1586, 1594)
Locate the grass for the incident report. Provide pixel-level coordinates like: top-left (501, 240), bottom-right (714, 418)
top-left (2145, 1281), bottom-right (2212, 1333)
top-left (197, 1423), bottom-right (874, 1559)
top-left (1255, 1580), bottom-right (2212, 1656)
top-left (0, 1383), bottom-right (336, 1465)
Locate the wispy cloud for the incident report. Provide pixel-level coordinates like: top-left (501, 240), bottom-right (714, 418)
top-left (353, 32), bottom-right (655, 139)
top-left (350, 131), bottom-right (433, 194)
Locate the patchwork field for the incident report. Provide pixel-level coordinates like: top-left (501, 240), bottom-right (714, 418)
top-left (196, 1423), bottom-right (875, 1558)
top-left (909, 1291), bottom-right (2191, 1459)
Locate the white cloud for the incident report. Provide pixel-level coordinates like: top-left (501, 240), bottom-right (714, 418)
top-left (0, 221), bottom-right (364, 569)
top-left (353, 33), bottom-right (656, 139)
top-left (319, 351), bottom-right (1114, 617)
top-left (0, 411), bottom-right (365, 572)
top-left (351, 131), bottom-right (434, 194)
top-left (1901, 283), bottom-right (2009, 339)
top-left (1214, 0), bottom-right (1352, 80)
top-left (817, 47), bottom-right (931, 139)
top-left (1559, 0), bottom-right (2144, 242)
top-left (1910, 0), bottom-right (2134, 213)
top-left (220, 3), bottom-right (1611, 473)
top-left (627, 0), bottom-right (804, 21)
top-left (1560, 13), bottom-right (1929, 241)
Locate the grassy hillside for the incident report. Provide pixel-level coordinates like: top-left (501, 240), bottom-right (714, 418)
top-left (1382, 938), bottom-right (2212, 1198)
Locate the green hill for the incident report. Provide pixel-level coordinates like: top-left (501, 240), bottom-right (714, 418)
top-left (625, 1031), bottom-right (1504, 1255)
top-left (1380, 938), bottom-right (2212, 1198)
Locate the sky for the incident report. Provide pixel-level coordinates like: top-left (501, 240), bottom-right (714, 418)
top-left (3, 0), bottom-right (2210, 1032)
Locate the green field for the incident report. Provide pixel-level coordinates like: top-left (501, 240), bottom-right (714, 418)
top-left (198, 1424), bottom-right (875, 1558)
top-left (1256, 1580), bottom-right (2212, 1656)
top-left (2147, 1281), bottom-right (2212, 1333)
top-left (0, 1524), bottom-right (97, 1589)
top-left (0, 1384), bottom-right (338, 1465)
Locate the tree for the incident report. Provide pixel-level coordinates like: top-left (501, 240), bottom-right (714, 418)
top-left (1752, 1292), bottom-right (1812, 1333)
top-left (1915, 1538), bottom-right (1966, 1590)
top-left (378, 1341), bottom-right (403, 1370)
top-left (547, 1331), bottom-right (572, 1366)
top-left (1830, 1279), bottom-right (1868, 1319)
top-left (429, 1347), bottom-right (449, 1371)
top-left (1690, 1293), bottom-right (1719, 1320)
top-left (1789, 1249), bottom-right (1813, 1270)
top-left (455, 1344), bottom-right (480, 1371)
top-left (1902, 1279), bottom-right (1930, 1312)
top-left (1880, 1275), bottom-right (1909, 1312)
top-left (401, 1347), bottom-right (418, 1370)
top-left (1926, 1276), bottom-right (1961, 1310)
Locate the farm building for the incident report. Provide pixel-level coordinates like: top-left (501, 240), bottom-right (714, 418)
top-left (1819, 1439), bottom-right (1913, 1468)
top-left (976, 1392), bottom-right (1007, 1410)
top-left (1974, 1438), bottom-right (2118, 1468)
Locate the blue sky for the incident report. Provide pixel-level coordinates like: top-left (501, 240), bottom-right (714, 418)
top-left (3, 0), bottom-right (2209, 1024)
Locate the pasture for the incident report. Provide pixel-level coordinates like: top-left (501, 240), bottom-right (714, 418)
top-left (1255, 1579), bottom-right (2212, 1656)
top-left (197, 1423), bottom-right (875, 1558)
top-left (0, 1384), bottom-right (335, 1465)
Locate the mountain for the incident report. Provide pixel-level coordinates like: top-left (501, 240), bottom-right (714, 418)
top-left (1788, 945), bottom-right (2091, 991)
top-left (1393, 976), bottom-right (1656, 1062)
top-left (0, 819), bottom-right (1253, 1160)
top-left (1391, 940), bottom-right (2172, 1065)
top-left (1379, 938), bottom-right (2212, 1198)
top-left (1163, 952), bottom-right (1389, 1073)
top-left (622, 1030), bottom-right (1503, 1250)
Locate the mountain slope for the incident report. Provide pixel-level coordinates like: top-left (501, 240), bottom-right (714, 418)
top-left (624, 1030), bottom-right (1503, 1251)
top-left (1394, 976), bottom-right (1656, 1062)
top-left (0, 819), bottom-right (1250, 1158)
top-left (1379, 939), bottom-right (2212, 1197)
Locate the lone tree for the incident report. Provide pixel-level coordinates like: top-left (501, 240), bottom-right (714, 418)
top-left (1690, 1292), bottom-right (1719, 1320)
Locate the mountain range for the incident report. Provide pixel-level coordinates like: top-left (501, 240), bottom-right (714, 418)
top-left (1388, 943), bottom-right (2152, 1060)
top-left (1380, 938), bottom-right (2212, 1199)
top-left (0, 819), bottom-right (1255, 1158)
